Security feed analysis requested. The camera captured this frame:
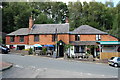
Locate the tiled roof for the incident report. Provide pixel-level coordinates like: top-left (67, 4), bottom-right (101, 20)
top-left (7, 28), bottom-right (29, 36)
top-left (7, 24), bottom-right (108, 36)
top-left (29, 24), bottom-right (69, 34)
top-left (71, 25), bottom-right (107, 34)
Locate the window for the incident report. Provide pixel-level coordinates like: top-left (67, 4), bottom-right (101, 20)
top-left (75, 35), bottom-right (80, 41)
top-left (74, 46), bottom-right (80, 53)
top-left (34, 47), bottom-right (42, 50)
top-left (10, 36), bottom-right (15, 42)
top-left (34, 35), bottom-right (39, 42)
top-left (74, 45), bottom-right (85, 53)
top-left (96, 35), bottom-right (101, 40)
top-left (19, 36), bottom-right (24, 42)
top-left (17, 45), bottom-right (25, 50)
top-left (52, 35), bottom-right (56, 42)
top-left (117, 58), bottom-right (120, 61)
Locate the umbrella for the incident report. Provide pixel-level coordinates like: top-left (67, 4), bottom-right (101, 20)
top-left (44, 45), bottom-right (54, 47)
top-left (33, 44), bottom-right (42, 47)
top-left (48, 45), bottom-right (54, 47)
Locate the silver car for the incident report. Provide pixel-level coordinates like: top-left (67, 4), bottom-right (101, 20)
top-left (108, 57), bottom-right (120, 67)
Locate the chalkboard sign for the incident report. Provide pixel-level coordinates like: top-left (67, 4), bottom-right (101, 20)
top-left (52, 51), bottom-right (57, 58)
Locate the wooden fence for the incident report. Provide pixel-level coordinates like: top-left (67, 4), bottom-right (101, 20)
top-left (100, 52), bottom-right (120, 59)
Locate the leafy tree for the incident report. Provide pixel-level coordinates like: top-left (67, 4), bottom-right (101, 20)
top-left (2, 2), bottom-right (120, 39)
top-left (109, 3), bottom-right (120, 38)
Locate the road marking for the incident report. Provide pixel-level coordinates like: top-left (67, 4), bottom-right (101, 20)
top-left (87, 73), bottom-right (92, 75)
top-left (101, 75), bottom-right (105, 77)
top-left (14, 65), bottom-right (24, 68)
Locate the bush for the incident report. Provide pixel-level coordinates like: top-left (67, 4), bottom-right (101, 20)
top-left (28, 47), bottom-right (33, 55)
top-left (42, 48), bottom-right (47, 55)
top-left (24, 48), bottom-right (29, 51)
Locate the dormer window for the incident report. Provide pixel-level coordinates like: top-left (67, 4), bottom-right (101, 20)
top-left (75, 35), bottom-right (80, 41)
top-left (96, 35), bottom-right (101, 40)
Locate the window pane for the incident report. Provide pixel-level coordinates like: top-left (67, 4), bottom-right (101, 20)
top-left (75, 35), bottom-right (80, 41)
top-left (74, 46), bottom-right (79, 53)
top-left (34, 35), bottom-right (39, 42)
top-left (52, 35), bottom-right (56, 42)
top-left (10, 36), bottom-right (15, 42)
top-left (20, 36), bottom-right (24, 42)
top-left (96, 35), bottom-right (99, 40)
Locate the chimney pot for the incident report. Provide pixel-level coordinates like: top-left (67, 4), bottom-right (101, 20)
top-left (29, 15), bottom-right (33, 30)
top-left (65, 17), bottom-right (69, 23)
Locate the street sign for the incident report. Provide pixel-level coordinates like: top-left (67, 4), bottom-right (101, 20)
top-left (52, 51), bottom-right (57, 58)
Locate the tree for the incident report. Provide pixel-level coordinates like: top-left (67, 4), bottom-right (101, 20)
top-left (2, 2), bottom-right (32, 33)
top-left (109, 3), bottom-right (120, 38)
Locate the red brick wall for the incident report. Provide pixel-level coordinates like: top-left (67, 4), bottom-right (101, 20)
top-left (28, 34), bottom-right (69, 45)
top-left (69, 35), bottom-right (75, 41)
top-left (80, 35), bottom-right (96, 41)
top-left (6, 36), bottom-right (29, 45)
top-left (58, 34), bottom-right (69, 44)
top-left (29, 34), bottom-right (55, 45)
top-left (6, 34), bottom-right (118, 45)
top-left (69, 34), bottom-right (118, 41)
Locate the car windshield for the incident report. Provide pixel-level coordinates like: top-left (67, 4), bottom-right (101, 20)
top-left (110, 57), bottom-right (115, 60)
top-left (117, 58), bottom-right (120, 61)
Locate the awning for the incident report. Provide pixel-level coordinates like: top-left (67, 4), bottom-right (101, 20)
top-left (44, 45), bottom-right (54, 47)
top-left (70, 41), bottom-right (97, 45)
top-left (97, 41), bottom-right (120, 45)
top-left (33, 44), bottom-right (42, 47)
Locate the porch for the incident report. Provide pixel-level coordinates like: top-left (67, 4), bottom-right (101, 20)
top-left (97, 41), bottom-right (120, 59)
top-left (69, 41), bottom-right (99, 59)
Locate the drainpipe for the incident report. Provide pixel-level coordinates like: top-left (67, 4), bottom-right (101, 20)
top-left (99, 45), bottom-right (102, 59)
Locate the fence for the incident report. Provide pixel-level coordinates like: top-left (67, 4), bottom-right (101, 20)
top-left (100, 52), bottom-right (120, 59)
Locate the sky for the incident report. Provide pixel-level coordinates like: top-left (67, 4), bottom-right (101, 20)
top-left (52, 0), bottom-right (120, 6)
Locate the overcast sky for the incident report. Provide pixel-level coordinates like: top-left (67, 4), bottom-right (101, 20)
top-left (52, 0), bottom-right (119, 6)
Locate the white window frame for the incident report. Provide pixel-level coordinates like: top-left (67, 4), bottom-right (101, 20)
top-left (96, 35), bottom-right (101, 40)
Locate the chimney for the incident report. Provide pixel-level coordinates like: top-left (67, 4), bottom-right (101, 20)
top-left (29, 15), bottom-right (33, 30)
top-left (65, 17), bottom-right (69, 23)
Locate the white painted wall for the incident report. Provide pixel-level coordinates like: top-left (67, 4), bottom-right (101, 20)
top-left (69, 46), bottom-right (75, 57)
top-left (6, 45), bottom-right (9, 48)
top-left (25, 45), bottom-right (34, 49)
top-left (6, 44), bottom-right (35, 50)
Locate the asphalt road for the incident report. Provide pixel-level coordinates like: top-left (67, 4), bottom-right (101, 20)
top-left (1, 54), bottom-right (119, 78)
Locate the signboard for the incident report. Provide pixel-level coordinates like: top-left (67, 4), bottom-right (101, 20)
top-left (52, 51), bottom-right (57, 58)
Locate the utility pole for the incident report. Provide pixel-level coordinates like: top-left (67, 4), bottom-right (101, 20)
top-left (55, 28), bottom-right (58, 58)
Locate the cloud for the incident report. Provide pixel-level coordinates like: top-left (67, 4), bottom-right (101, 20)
top-left (52, 0), bottom-right (93, 4)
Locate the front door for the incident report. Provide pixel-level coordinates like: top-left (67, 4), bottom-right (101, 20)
top-left (91, 47), bottom-right (95, 58)
top-left (59, 45), bottom-right (64, 57)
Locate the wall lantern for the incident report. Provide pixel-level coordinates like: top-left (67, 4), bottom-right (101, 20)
top-left (60, 43), bottom-right (62, 45)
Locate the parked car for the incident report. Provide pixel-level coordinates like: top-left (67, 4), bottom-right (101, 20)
top-left (108, 57), bottom-right (120, 67)
top-left (0, 45), bottom-right (10, 54)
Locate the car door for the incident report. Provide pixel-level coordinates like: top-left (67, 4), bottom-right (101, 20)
top-left (117, 57), bottom-right (120, 66)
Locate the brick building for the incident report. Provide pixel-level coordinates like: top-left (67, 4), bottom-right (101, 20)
top-left (6, 16), bottom-right (120, 59)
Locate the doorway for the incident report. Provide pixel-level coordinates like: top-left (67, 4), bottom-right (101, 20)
top-left (59, 45), bottom-right (64, 57)
top-left (17, 45), bottom-right (25, 50)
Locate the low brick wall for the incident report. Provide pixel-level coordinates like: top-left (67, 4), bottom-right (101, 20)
top-left (100, 52), bottom-right (120, 59)
top-left (10, 49), bottom-right (28, 55)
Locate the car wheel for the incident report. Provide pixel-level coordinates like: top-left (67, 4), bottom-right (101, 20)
top-left (114, 63), bottom-right (118, 67)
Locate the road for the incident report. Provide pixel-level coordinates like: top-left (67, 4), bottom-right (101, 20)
top-left (1, 54), bottom-right (119, 78)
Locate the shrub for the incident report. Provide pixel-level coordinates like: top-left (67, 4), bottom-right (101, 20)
top-left (28, 47), bottom-right (33, 55)
top-left (42, 48), bottom-right (47, 55)
top-left (24, 48), bottom-right (29, 51)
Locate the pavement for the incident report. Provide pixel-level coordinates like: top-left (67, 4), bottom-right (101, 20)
top-left (0, 62), bottom-right (13, 71)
